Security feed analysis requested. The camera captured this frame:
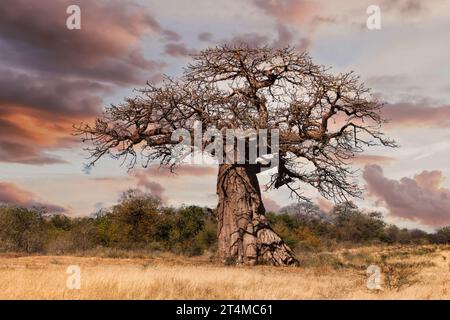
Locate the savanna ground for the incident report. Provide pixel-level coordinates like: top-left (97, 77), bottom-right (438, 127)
top-left (0, 245), bottom-right (449, 300)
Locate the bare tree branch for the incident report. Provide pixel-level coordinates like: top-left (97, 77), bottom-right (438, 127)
top-left (74, 45), bottom-right (396, 201)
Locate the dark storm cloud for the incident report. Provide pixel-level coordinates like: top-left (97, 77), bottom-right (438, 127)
top-left (0, 68), bottom-right (111, 164)
top-left (0, 0), bottom-right (180, 164)
top-left (0, 0), bottom-right (172, 84)
top-left (0, 68), bottom-right (109, 117)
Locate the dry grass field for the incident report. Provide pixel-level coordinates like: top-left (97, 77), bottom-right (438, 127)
top-left (0, 245), bottom-right (449, 300)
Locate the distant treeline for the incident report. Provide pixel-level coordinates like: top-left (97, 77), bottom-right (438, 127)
top-left (0, 189), bottom-right (449, 255)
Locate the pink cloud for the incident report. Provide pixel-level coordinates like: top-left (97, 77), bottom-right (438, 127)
top-left (252, 0), bottom-right (316, 24)
top-left (0, 0), bottom-right (177, 165)
top-left (363, 164), bottom-right (450, 227)
top-left (133, 171), bottom-right (166, 201)
top-left (0, 0), bottom-right (170, 84)
top-left (0, 182), bottom-right (65, 212)
top-left (316, 197), bottom-right (333, 213)
top-left (143, 164), bottom-right (216, 178)
top-left (352, 154), bottom-right (396, 166)
top-left (262, 195), bottom-right (282, 212)
top-left (164, 43), bottom-right (198, 57)
top-left (383, 102), bottom-right (450, 128)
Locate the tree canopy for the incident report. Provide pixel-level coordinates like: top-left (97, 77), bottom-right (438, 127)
top-left (75, 45), bottom-right (395, 203)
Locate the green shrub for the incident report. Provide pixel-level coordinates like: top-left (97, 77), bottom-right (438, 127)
top-left (0, 206), bottom-right (49, 253)
top-left (1, 194), bottom-right (447, 256)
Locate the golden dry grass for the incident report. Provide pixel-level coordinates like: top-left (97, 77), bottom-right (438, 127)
top-left (0, 245), bottom-right (449, 300)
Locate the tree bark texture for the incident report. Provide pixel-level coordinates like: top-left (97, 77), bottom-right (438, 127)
top-left (216, 164), bottom-right (298, 266)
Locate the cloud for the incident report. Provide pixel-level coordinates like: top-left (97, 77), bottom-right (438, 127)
top-left (383, 102), bottom-right (450, 128)
top-left (201, 1), bottom-right (315, 51)
top-left (198, 32), bottom-right (214, 42)
top-left (316, 197), bottom-right (333, 213)
top-left (224, 33), bottom-right (270, 48)
top-left (363, 164), bottom-right (450, 227)
top-left (93, 164), bottom-right (216, 182)
top-left (382, 0), bottom-right (429, 16)
top-left (130, 164), bottom-right (217, 203)
top-left (133, 171), bottom-right (166, 201)
top-left (0, 0), bottom-right (171, 85)
top-left (352, 154), bottom-right (396, 166)
top-left (0, 68), bottom-right (108, 118)
top-left (142, 164), bottom-right (216, 178)
top-left (252, 0), bottom-right (316, 24)
top-left (262, 195), bottom-right (281, 212)
top-left (0, 68), bottom-right (108, 164)
top-left (247, 0), bottom-right (325, 52)
top-left (0, 140), bottom-right (67, 165)
top-left (221, 22), bottom-right (308, 51)
top-left (0, 113), bottom-right (75, 165)
top-left (0, 181), bottom-right (65, 212)
top-left (0, 0), bottom-right (321, 168)
top-left (0, 0), bottom-right (179, 165)
top-left (164, 43), bottom-right (198, 57)
top-left (272, 23), bottom-right (294, 48)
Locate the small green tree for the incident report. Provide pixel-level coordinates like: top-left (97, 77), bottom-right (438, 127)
top-left (331, 202), bottom-right (386, 242)
top-left (168, 206), bottom-right (208, 255)
top-left (70, 217), bottom-right (97, 250)
top-left (0, 206), bottom-right (49, 253)
top-left (431, 226), bottom-right (450, 244)
top-left (97, 189), bottom-right (162, 248)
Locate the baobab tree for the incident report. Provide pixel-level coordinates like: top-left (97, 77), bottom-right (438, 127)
top-left (75, 46), bottom-right (395, 266)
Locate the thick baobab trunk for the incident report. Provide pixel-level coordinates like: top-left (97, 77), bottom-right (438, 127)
top-left (216, 164), bottom-right (298, 266)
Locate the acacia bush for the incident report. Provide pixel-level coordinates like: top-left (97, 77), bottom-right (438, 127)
top-left (91, 190), bottom-right (215, 254)
top-left (330, 202), bottom-right (386, 242)
top-left (430, 226), bottom-right (450, 244)
top-left (0, 206), bottom-right (49, 253)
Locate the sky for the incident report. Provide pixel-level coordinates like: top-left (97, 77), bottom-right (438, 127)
top-left (0, 0), bottom-right (449, 231)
